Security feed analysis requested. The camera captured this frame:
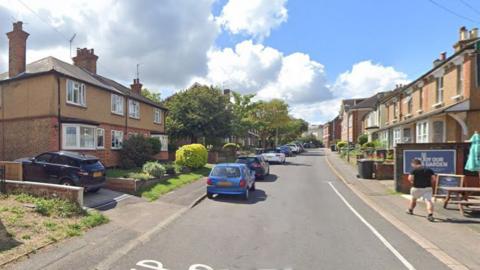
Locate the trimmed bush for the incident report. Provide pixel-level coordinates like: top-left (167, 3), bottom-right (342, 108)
top-left (357, 134), bottom-right (368, 146)
top-left (223, 143), bottom-right (240, 151)
top-left (147, 137), bottom-right (162, 155)
top-left (175, 144), bottom-right (208, 169)
top-left (362, 142), bottom-right (376, 148)
top-left (143, 161), bottom-right (166, 178)
top-left (120, 135), bottom-right (153, 169)
top-left (337, 141), bottom-right (348, 149)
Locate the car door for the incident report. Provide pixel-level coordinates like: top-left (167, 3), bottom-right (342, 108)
top-left (48, 155), bottom-right (70, 184)
top-left (24, 153), bottom-right (54, 182)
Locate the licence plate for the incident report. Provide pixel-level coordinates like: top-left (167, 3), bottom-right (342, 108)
top-left (217, 181), bottom-right (232, 187)
top-left (93, 172), bottom-right (102, 178)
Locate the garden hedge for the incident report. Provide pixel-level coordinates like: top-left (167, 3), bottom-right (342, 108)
top-left (175, 144), bottom-right (208, 169)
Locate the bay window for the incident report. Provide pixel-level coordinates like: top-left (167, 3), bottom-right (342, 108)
top-left (66, 79), bottom-right (86, 106)
top-left (97, 128), bottom-right (105, 149)
top-left (111, 130), bottom-right (124, 149)
top-left (62, 124), bottom-right (97, 150)
top-left (416, 121), bottom-right (429, 143)
top-left (393, 128), bottom-right (402, 146)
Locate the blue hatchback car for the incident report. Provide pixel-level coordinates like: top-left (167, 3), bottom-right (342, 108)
top-left (207, 163), bottom-right (256, 200)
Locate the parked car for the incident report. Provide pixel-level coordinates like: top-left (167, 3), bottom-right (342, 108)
top-left (16, 151), bottom-right (106, 192)
top-left (286, 144), bottom-right (299, 154)
top-left (235, 155), bottom-right (270, 179)
top-left (207, 163), bottom-right (256, 200)
top-left (278, 145), bottom-right (293, 157)
top-left (262, 149), bottom-right (286, 164)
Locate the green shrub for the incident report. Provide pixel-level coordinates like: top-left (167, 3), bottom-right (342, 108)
top-left (142, 161), bottom-right (166, 178)
top-left (223, 143), bottom-right (240, 151)
top-left (164, 164), bottom-right (176, 175)
top-left (120, 135), bottom-right (154, 169)
top-left (175, 144), bottom-right (208, 169)
top-left (357, 134), bottom-right (368, 146)
top-left (362, 141), bottom-right (376, 148)
top-left (147, 137), bottom-right (162, 155)
top-left (80, 211), bottom-right (109, 228)
top-left (34, 198), bottom-right (84, 218)
top-left (337, 141), bottom-right (348, 149)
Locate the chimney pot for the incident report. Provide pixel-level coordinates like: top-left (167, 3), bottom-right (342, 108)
top-left (72, 47), bottom-right (98, 73)
top-left (440, 52), bottom-right (447, 61)
top-left (460, 26), bottom-right (469, 41)
top-left (7, 21), bottom-right (29, 78)
top-left (131, 78), bottom-right (143, 94)
top-left (471, 28), bottom-right (478, 39)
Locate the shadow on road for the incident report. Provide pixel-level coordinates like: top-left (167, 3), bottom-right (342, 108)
top-left (436, 217), bottom-right (480, 224)
top-left (299, 152), bottom-right (324, 157)
top-left (259, 174), bottom-right (277, 182)
top-left (285, 161), bottom-right (312, 167)
top-left (212, 189), bottom-right (267, 205)
top-left (0, 218), bottom-right (21, 253)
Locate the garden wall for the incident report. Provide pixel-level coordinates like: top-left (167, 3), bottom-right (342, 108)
top-left (4, 180), bottom-right (84, 206)
top-left (105, 176), bottom-right (170, 194)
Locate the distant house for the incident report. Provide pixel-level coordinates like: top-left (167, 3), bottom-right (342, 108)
top-left (0, 22), bottom-right (168, 167)
top-left (338, 98), bottom-right (365, 144)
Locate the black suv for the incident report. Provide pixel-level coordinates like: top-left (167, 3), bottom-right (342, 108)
top-left (235, 155), bottom-right (270, 180)
top-left (17, 151), bottom-right (106, 192)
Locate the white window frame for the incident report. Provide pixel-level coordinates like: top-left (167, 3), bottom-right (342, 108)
top-left (62, 124), bottom-right (96, 150)
top-left (66, 79), bottom-right (86, 107)
top-left (393, 128), bottom-right (402, 146)
top-left (436, 77), bottom-right (444, 104)
top-left (111, 130), bottom-right (124, 149)
top-left (154, 108), bottom-right (162, 124)
top-left (96, 128), bottom-right (105, 149)
top-left (416, 121), bottom-right (429, 143)
top-left (151, 134), bottom-right (168, 151)
top-left (129, 100), bottom-right (140, 119)
top-left (111, 94), bottom-right (124, 115)
top-left (432, 119), bottom-right (446, 143)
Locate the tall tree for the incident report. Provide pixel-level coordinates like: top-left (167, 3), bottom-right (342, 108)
top-left (141, 88), bottom-right (162, 103)
top-left (248, 99), bottom-right (290, 148)
top-left (230, 92), bottom-right (256, 140)
top-left (165, 84), bottom-right (233, 143)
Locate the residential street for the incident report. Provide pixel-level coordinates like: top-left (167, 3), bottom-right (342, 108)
top-left (104, 149), bottom-right (449, 270)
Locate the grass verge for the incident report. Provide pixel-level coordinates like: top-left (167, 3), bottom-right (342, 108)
top-left (105, 168), bottom-right (153, 180)
top-left (0, 194), bottom-right (108, 265)
top-left (140, 165), bottom-right (212, 201)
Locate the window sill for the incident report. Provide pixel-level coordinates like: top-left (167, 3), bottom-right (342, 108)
top-left (111, 111), bottom-right (124, 116)
top-left (62, 147), bottom-right (96, 151)
top-left (417, 109), bottom-right (423, 114)
top-left (154, 121), bottom-right (162, 125)
top-left (392, 119), bottom-right (398, 123)
top-left (66, 102), bottom-right (87, 109)
top-left (404, 114), bottom-right (413, 119)
top-left (111, 147), bottom-right (122, 150)
top-left (432, 102), bottom-right (444, 109)
top-left (451, 95), bottom-right (463, 101)
top-left (129, 116), bottom-right (140, 120)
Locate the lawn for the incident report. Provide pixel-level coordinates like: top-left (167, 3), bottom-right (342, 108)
top-left (140, 165), bottom-right (212, 201)
top-left (0, 194), bottom-right (108, 265)
top-left (105, 168), bottom-right (152, 180)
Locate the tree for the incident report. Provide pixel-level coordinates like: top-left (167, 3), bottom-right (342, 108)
top-left (165, 84), bottom-right (233, 143)
top-left (142, 88), bottom-right (162, 103)
top-left (278, 117), bottom-right (309, 144)
top-left (230, 92), bottom-right (256, 139)
top-left (248, 99), bottom-right (290, 148)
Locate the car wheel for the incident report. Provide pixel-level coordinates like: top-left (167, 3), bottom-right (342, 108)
top-left (207, 192), bottom-right (214, 199)
top-left (61, 179), bottom-right (75, 186)
top-left (249, 182), bottom-right (256, 191)
top-left (243, 189), bottom-right (249, 201)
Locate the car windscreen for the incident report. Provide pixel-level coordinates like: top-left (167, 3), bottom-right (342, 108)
top-left (236, 157), bottom-right (258, 163)
top-left (211, 166), bottom-right (241, 178)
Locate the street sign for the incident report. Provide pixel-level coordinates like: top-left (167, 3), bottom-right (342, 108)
top-left (403, 149), bottom-right (456, 174)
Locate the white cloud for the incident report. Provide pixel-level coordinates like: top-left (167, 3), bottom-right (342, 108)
top-left (290, 99), bottom-right (342, 124)
top-left (332, 60), bottom-right (409, 99)
top-left (204, 40), bottom-right (331, 105)
top-left (217, 0), bottom-right (288, 39)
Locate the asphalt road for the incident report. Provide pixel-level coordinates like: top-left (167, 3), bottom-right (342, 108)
top-left (110, 149), bottom-right (448, 270)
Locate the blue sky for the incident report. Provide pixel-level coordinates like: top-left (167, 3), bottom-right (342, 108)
top-left (216, 0), bottom-right (479, 82)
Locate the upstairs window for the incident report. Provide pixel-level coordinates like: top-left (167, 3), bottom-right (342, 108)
top-left (406, 95), bottom-right (413, 114)
top-left (457, 65), bottom-right (464, 96)
top-left (154, 108), bottom-right (162, 124)
top-left (393, 102), bottom-right (399, 119)
top-left (129, 100), bottom-right (140, 119)
top-left (67, 79), bottom-right (86, 106)
top-left (111, 94), bottom-right (124, 115)
top-left (419, 88), bottom-right (423, 110)
top-left (436, 77), bottom-right (444, 104)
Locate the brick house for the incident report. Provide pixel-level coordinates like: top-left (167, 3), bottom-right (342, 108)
top-left (339, 98), bottom-right (365, 143)
top-left (323, 115), bottom-right (341, 148)
top-left (371, 26), bottom-right (480, 149)
top-left (0, 22), bottom-right (168, 167)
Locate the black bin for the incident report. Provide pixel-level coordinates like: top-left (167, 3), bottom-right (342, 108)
top-left (330, 145), bottom-right (337, 152)
top-left (357, 159), bottom-right (374, 179)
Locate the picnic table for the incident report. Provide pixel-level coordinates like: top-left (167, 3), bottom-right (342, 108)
top-left (441, 187), bottom-right (480, 216)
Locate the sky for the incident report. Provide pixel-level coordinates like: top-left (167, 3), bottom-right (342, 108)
top-left (0, 0), bottom-right (479, 124)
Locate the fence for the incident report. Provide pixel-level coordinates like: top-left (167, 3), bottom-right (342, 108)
top-left (0, 161), bottom-right (23, 181)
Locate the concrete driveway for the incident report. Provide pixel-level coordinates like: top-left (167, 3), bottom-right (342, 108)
top-left (83, 188), bottom-right (138, 210)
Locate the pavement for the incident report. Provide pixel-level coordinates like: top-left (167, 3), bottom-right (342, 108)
top-left (4, 149), bottom-right (479, 269)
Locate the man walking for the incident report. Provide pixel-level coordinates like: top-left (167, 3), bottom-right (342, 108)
top-left (407, 158), bottom-right (436, 222)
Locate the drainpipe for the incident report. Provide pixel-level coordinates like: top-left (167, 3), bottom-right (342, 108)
top-left (125, 94), bottom-right (129, 136)
top-left (1, 84), bottom-right (4, 160)
top-left (56, 75), bottom-right (62, 151)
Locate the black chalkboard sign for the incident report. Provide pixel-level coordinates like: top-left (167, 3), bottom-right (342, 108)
top-left (434, 174), bottom-right (464, 197)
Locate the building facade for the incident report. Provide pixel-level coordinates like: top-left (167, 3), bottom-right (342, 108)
top-left (0, 22), bottom-right (168, 167)
top-left (370, 27), bottom-right (480, 148)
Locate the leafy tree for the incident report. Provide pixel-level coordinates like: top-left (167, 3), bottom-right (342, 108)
top-left (142, 88), bottom-right (162, 103)
top-left (278, 118), bottom-right (309, 144)
top-left (230, 92), bottom-right (256, 139)
top-left (165, 84), bottom-right (233, 143)
top-left (248, 99), bottom-right (290, 148)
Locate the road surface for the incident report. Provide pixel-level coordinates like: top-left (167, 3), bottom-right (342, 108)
top-left (110, 149), bottom-right (448, 270)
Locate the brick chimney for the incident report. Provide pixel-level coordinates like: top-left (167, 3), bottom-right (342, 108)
top-left (72, 48), bottom-right (98, 73)
top-left (131, 78), bottom-right (142, 94)
top-left (7, 21), bottom-right (29, 78)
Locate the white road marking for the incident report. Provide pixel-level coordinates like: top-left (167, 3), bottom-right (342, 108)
top-left (327, 181), bottom-right (416, 270)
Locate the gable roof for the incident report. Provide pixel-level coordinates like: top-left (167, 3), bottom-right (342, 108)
top-left (350, 91), bottom-right (391, 110)
top-left (0, 56), bottom-right (167, 110)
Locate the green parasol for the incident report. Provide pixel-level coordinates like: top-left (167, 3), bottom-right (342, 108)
top-left (465, 132), bottom-right (480, 172)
